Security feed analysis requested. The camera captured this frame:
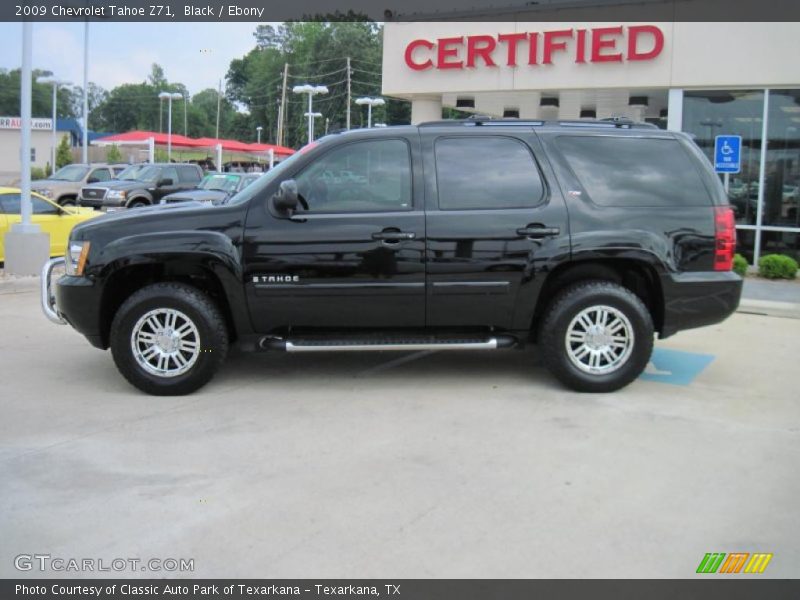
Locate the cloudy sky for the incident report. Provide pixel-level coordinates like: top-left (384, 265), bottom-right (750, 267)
top-left (0, 22), bottom-right (265, 95)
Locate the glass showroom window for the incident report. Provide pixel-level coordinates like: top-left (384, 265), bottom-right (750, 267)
top-left (759, 89), bottom-right (800, 262)
top-left (683, 90), bottom-right (764, 261)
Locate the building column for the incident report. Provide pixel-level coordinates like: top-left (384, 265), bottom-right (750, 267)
top-left (667, 88), bottom-right (684, 131)
top-left (411, 96), bottom-right (443, 125)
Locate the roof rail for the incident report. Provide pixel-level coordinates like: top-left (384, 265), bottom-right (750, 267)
top-left (418, 117), bottom-right (658, 130)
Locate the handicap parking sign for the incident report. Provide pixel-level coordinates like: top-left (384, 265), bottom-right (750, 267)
top-left (714, 135), bottom-right (742, 174)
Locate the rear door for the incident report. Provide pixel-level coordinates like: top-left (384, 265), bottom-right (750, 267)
top-left (422, 129), bottom-right (570, 330)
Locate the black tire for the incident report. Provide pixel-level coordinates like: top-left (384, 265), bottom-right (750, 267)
top-left (59, 198), bottom-right (76, 207)
top-left (110, 283), bottom-right (229, 395)
top-left (127, 198), bottom-right (149, 208)
top-left (539, 281), bottom-right (654, 393)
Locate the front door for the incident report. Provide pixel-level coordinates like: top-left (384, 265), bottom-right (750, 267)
top-left (243, 135), bottom-right (425, 333)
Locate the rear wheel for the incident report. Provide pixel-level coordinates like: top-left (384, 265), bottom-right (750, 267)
top-left (539, 281), bottom-right (654, 393)
top-left (110, 283), bottom-right (228, 395)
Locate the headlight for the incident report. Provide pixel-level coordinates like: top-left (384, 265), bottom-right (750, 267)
top-left (34, 188), bottom-right (52, 198)
top-left (65, 241), bottom-right (90, 276)
top-left (106, 190), bottom-right (126, 200)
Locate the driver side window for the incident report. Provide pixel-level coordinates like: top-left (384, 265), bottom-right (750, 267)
top-left (295, 139), bottom-right (412, 213)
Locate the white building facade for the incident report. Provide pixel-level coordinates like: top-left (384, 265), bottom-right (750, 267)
top-left (382, 21), bottom-right (800, 263)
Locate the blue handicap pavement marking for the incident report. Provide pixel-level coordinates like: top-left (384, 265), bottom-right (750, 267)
top-left (639, 348), bottom-right (715, 386)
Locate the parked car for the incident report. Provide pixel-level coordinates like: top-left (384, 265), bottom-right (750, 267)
top-left (0, 187), bottom-right (98, 263)
top-left (43, 118), bottom-right (742, 396)
top-left (78, 163), bottom-right (204, 210)
top-left (32, 163), bottom-right (123, 207)
top-left (160, 172), bottom-right (261, 206)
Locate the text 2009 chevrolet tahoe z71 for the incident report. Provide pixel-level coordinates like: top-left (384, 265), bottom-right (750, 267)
top-left (42, 118), bottom-right (742, 395)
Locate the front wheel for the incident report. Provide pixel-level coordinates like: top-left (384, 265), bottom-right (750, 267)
top-left (539, 281), bottom-right (654, 393)
top-left (110, 283), bottom-right (229, 395)
top-left (127, 198), bottom-right (149, 208)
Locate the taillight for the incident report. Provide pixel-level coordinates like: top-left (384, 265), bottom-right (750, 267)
top-left (714, 206), bottom-right (736, 271)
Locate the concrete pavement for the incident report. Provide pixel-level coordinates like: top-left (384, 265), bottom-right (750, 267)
top-left (0, 279), bottom-right (798, 578)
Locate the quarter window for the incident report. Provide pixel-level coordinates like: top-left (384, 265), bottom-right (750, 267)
top-left (555, 136), bottom-right (712, 207)
top-left (435, 136), bottom-right (545, 210)
top-left (295, 139), bottom-right (412, 212)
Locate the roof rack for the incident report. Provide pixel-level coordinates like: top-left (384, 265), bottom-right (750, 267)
top-left (419, 117), bottom-right (658, 130)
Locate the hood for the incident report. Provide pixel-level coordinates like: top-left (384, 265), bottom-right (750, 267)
top-left (163, 189), bottom-right (228, 203)
top-left (32, 179), bottom-right (74, 189)
top-left (69, 200), bottom-right (246, 249)
top-left (84, 179), bottom-right (152, 192)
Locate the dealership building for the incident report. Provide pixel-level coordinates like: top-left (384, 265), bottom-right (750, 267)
top-left (382, 21), bottom-right (800, 263)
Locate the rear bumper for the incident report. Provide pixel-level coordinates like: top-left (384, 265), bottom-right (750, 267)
top-left (660, 271), bottom-right (743, 338)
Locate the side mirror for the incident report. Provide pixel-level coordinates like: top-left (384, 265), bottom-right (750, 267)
top-left (271, 179), bottom-right (300, 215)
top-left (158, 178), bottom-right (174, 187)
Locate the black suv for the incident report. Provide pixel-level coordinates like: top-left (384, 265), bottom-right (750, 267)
top-left (78, 163), bottom-right (203, 210)
top-left (43, 119), bottom-right (741, 395)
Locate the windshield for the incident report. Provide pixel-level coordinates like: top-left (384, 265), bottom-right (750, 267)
top-left (115, 165), bottom-right (144, 180)
top-left (225, 151), bottom-right (305, 206)
top-left (51, 165), bottom-right (89, 182)
top-left (135, 166), bottom-right (162, 183)
top-left (200, 174), bottom-right (240, 192)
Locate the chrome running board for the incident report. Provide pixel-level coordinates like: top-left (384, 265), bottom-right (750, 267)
top-left (261, 335), bottom-right (517, 352)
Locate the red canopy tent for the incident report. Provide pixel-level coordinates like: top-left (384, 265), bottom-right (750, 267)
top-left (93, 130), bottom-right (206, 148)
top-left (93, 131), bottom-right (296, 156)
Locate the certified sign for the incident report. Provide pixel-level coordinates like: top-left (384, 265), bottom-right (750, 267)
top-left (714, 135), bottom-right (742, 174)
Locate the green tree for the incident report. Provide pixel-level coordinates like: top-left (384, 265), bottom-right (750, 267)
top-left (56, 134), bottom-right (72, 168)
top-left (106, 144), bottom-right (122, 163)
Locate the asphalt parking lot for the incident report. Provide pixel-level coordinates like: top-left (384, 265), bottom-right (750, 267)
top-left (1, 278), bottom-right (798, 578)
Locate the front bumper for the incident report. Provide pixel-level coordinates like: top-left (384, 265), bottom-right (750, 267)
top-left (660, 271), bottom-right (743, 338)
top-left (41, 258), bottom-right (105, 348)
top-left (41, 257), bottom-right (66, 324)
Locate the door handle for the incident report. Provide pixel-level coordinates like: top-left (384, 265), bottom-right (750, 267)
top-left (516, 226), bottom-right (560, 239)
top-left (372, 231), bottom-right (416, 242)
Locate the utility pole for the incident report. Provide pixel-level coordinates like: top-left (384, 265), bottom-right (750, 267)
top-left (159, 97), bottom-right (163, 133)
top-left (215, 79), bottom-right (222, 139)
top-left (346, 57), bottom-right (352, 130)
top-left (184, 92), bottom-right (188, 136)
top-left (277, 62), bottom-right (289, 147)
top-left (81, 22), bottom-right (89, 163)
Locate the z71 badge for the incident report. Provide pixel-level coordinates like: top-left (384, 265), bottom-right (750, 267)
top-left (252, 275), bottom-right (300, 284)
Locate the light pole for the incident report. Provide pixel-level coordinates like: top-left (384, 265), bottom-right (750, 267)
top-left (158, 91), bottom-right (183, 161)
top-left (82, 22), bottom-right (88, 163)
top-left (292, 84), bottom-right (328, 143)
top-left (304, 112), bottom-right (323, 142)
top-left (36, 76), bottom-right (70, 174)
top-left (355, 97), bottom-right (385, 128)
top-left (256, 126), bottom-right (263, 144)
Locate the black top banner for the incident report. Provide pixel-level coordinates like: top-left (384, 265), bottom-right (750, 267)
top-left (4, 0), bottom-right (800, 22)
top-left (3, 579), bottom-right (800, 600)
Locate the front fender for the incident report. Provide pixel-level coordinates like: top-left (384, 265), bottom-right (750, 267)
top-left (94, 230), bottom-right (250, 336)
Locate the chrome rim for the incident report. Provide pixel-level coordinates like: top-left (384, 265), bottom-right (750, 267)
top-left (565, 305), bottom-right (634, 375)
top-left (130, 308), bottom-right (200, 378)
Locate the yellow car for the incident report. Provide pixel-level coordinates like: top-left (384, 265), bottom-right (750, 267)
top-left (0, 186), bottom-right (99, 263)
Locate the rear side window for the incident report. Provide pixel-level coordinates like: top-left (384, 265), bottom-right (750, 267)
top-left (555, 136), bottom-right (712, 207)
top-left (435, 136), bottom-right (545, 210)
